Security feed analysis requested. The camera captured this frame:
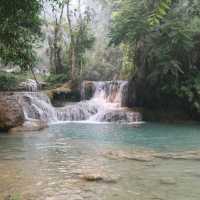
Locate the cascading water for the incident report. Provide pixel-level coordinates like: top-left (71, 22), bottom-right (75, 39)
top-left (19, 79), bottom-right (39, 92)
top-left (21, 92), bottom-right (58, 123)
top-left (18, 81), bottom-right (141, 124)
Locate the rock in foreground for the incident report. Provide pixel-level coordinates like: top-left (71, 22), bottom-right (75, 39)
top-left (0, 93), bottom-right (25, 131)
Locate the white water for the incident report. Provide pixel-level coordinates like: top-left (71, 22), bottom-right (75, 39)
top-left (19, 81), bottom-right (141, 124)
top-left (19, 79), bottom-right (38, 92)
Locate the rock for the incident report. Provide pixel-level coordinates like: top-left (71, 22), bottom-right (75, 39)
top-left (99, 110), bottom-right (142, 123)
top-left (81, 81), bottom-right (95, 100)
top-left (0, 93), bottom-right (25, 131)
top-left (9, 120), bottom-right (48, 133)
top-left (18, 79), bottom-right (38, 91)
top-left (47, 81), bottom-right (81, 106)
top-left (80, 174), bottom-right (117, 184)
top-left (80, 174), bottom-right (104, 182)
top-left (78, 170), bottom-right (117, 184)
top-left (155, 151), bottom-right (200, 161)
top-left (159, 177), bottom-right (176, 185)
top-left (103, 150), bottom-right (154, 162)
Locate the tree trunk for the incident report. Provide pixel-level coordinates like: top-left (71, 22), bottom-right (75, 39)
top-left (49, 3), bottom-right (65, 74)
top-left (66, 0), bottom-right (76, 80)
top-left (127, 39), bottom-right (146, 107)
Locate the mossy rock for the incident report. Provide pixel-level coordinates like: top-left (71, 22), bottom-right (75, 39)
top-left (47, 81), bottom-right (81, 106)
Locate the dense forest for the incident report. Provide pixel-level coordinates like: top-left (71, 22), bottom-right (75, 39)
top-left (0, 0), bottom-right (200, 120)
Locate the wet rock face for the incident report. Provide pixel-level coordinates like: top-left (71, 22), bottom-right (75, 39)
top-left (81, 81), bottom-right (95, 100)
top-left (99, 110), bottom-right (142, 123)
top-left (0, 93), bottom-right (25, 131)
top-left (48, 82), bottom-right (81, 107)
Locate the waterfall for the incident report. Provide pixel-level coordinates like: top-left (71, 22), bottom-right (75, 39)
top-left (19, 79), bottom-right (38, 92)
top-left (18, 81), bottom-right (141, 124)
top-left (90, 81), bottom-right (128, 107)
top-left (20, 92), bottom-right (58, 123)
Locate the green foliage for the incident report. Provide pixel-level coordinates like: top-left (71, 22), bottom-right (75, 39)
top-left (120, 43), bottom-right (136, 79)
top-left (0, 0), bottom-right (42, 70)
top-left (74, 24), bottom-right (95, 70)
top-left (148, 0), bottom-right (173, 26)
top-left (45, 74), bottom-right (70, 86)
top-left (72, 5), bottom-right (95, 79)
top-left (83, 46), bottom-right (123, 81)
top-left (110, 0), bottom-right (200, 113)
top-left (47, 0), bottom-right (95, 79)
top-left (178, 72), bottom-right (200, 112)
top-left (0, 72), bottom-right (18, 91)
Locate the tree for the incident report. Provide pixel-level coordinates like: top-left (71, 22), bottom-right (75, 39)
top-left (66, 0), bottom-right (95, 80)
top-left (148, 0), bottom-right (173, 26)
top-left (48, 0), bottom-right (65, 74)
top-left (0, 0), bottom-right (42, 71)
top-left (66, 0), bottom-right (76, 80)
top-left (110, 0), bottom-right (200, 113)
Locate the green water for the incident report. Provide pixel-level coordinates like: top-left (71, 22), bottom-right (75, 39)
top-left (0, 122), bottom-right (200, 200)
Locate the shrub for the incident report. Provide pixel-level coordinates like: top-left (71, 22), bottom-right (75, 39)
top-left (0, 72), bottom-right (18, 91)
top-left (45, 74), bottom-right (69, 87)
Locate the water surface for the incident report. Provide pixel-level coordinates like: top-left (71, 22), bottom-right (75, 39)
top-left (0, 122), bottom-right (200, 200)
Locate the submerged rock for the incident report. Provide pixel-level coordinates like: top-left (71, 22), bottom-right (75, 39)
top-left (154, 151), bottom-right (200, 161)
top-left (80, 174), bottom-right (117, 184)
top-left (0, 93), bottom-right (25, 131)
top-left (77, 169), bottom-right (117, 184)
top-left (103, 150), bottom-right (154, 162)
top-left (80, 174), bottom-right (104, 182)
top-left (103, 149), bottom-right (200, 163)
top-left (159, 177), bottom-right (176, 185)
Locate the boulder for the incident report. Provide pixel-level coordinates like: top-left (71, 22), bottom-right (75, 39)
top-left (0, 93), bottom-right (25, 131)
